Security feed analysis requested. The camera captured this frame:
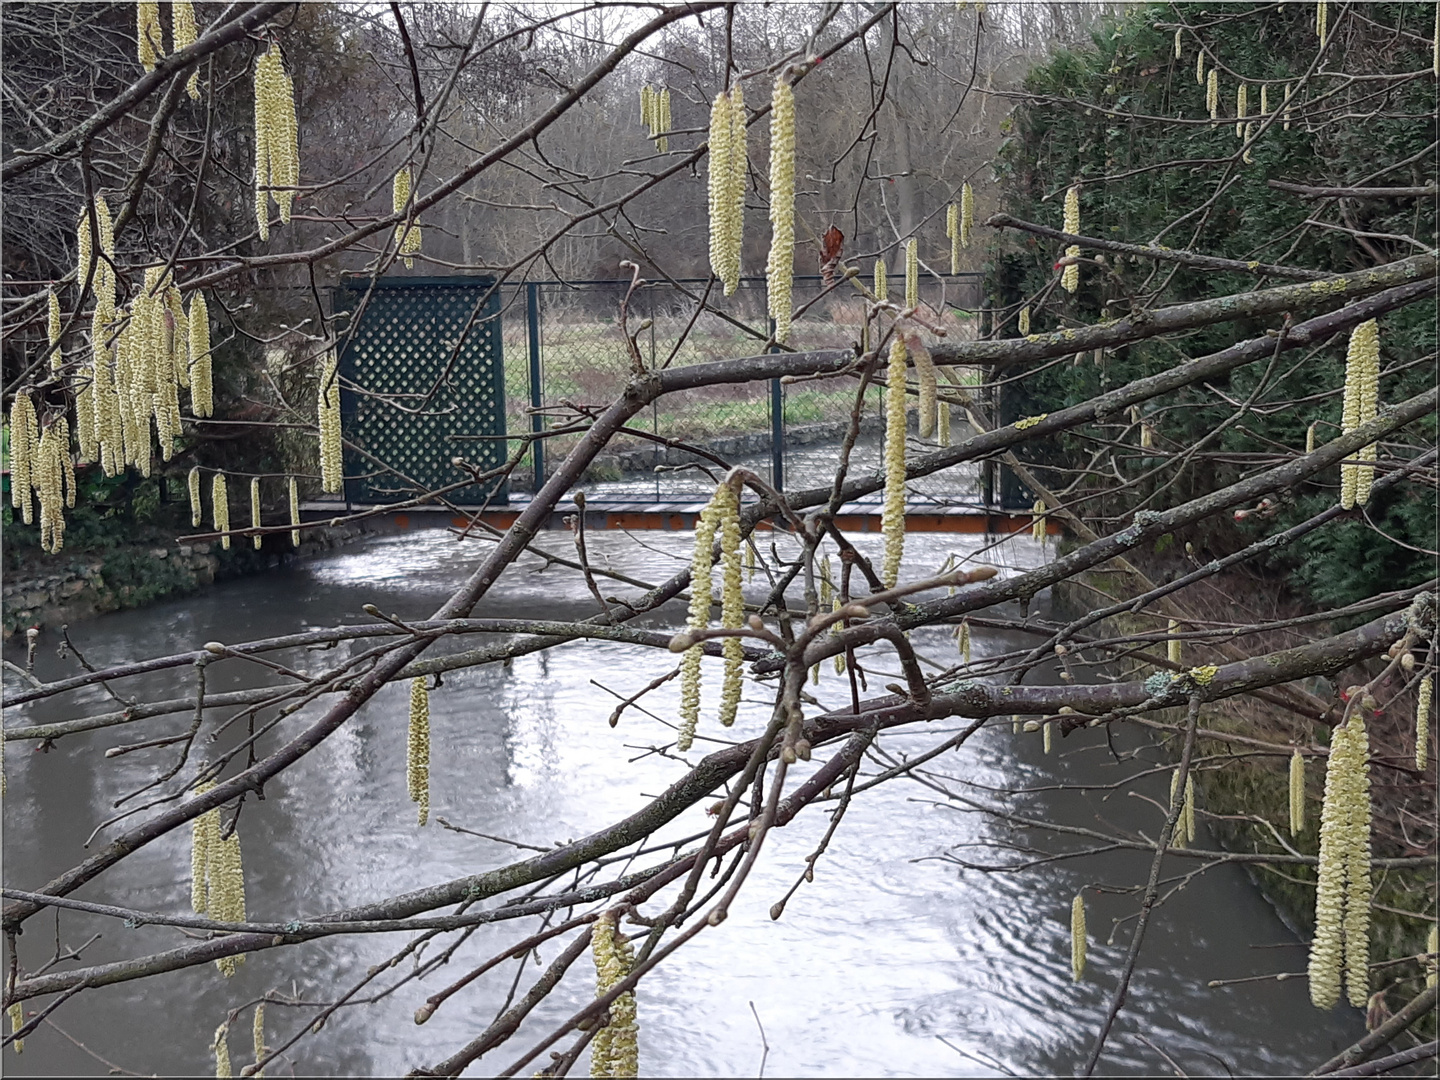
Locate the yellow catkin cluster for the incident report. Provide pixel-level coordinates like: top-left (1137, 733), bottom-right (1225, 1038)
top-left (174, 2), bottom-right (200, 98)
top-left (36, 418), bottom-right (75, 553)
top-left (189, 292), bottom-right (213, 417)
top-left (913, 342), bottom-right (938, 441)
top-left (716, 484), bottom-right (744, 728)
top-left (1308, 714), bottom-right (1372, 1009)
top-left (252, 1004), bottom-right (266, 1078)
top-left (706, 87), bottom-right (747, 295)
top-left (48, 291), bottom-right (62, 370)
top-left (8, 1001), bottom-right (23, 1055)
top-left (1061, 184), bottom-right (1080, 293)
top-left (1168, 768), bottom-right (1197, 847)
top-left (393, 168), bottom-right (422, 269)
top-left (121, 266), bottom-right (187, 468)
top-left (677, 483), bottom-right (739, 748)
top-left (1339, 319), bottom-right (1380, 509)
top-left (91, 337), bottom-right (123, 477)
top-left (1427, 923), bottom-right (1439, 989)
top-left (191, 779), bottom-right (217, 914)
top-left (1284, 83), bottom-right (1293, 130)
top-left (213, 472), bottom-right (230, 549)
top-left (1207, 68), bottom-right (1219, 121)
top-left (1071, 893), bottom-right (1087, 982)
top-left (1235, 84), bottom-right (1247, 138)
top-left (960, 182), bottom-right (974, 249)
top-left (707, 89), bottom-right (734, 290)
top-left (408, 676), bottom-right (431, 826)
top-left (1167, 619), bottom-right (1182, 666)
top-left (1018, 305), bottom-right (1031, 336)
top-left (1031, 498), bottom-right (1047, 545)
top-left (938, 400), bottom-right (951, 447)
top-left (75, 365), bottom-right (97, 464)
top-left (591, 912), bottom-right (639, 1078)
top-left (188, 466), bottom-right (203, 527)
top-left (214, 1023), bottom-right (232, 1078)
top-left (1417, 674), bottom-right (1432, 771)
top-left (1316, 0), bottom-right (1328, 45)
top-left (946, 204), bottom-right (959, 274)
top-left (766, 78), bottom-right (796, 344)
top-left (1174, 29), bottom-right (1182, 59)
top-left (874, 257), bottom-right (887, 303)
top-left (289, 476), bottom-right (301, 546)
top-left (1196, 51), bottom-right (1205, 86)
top-left (250, 477), bottom-right (262, 549)
top-left (957, 620), bottom-right (971, 666)
top-left (1043, 718), bottom-right (1052, 753)
top-left (1260, 84), bottom-right (1269, 116)
top-left (254, 44), bottom-right (299, 240)
top-left (191, 785), bottom-right (247, 978)
top-left (137, 1), bottom-right (162, 72)
top-left (1290, 749), bottom-right (1306, 835)
top-left (640, 85), bottom-right (670, 152)
top-left (318, 350), bottom-right (343, 493)
top-left (655, 89), bottom-right (671, 152)
top-left (880, 337), bottom-right (909, 588)
top-left (905, 238), bottom-right (919, 310)
top-left (9, 393), bottom-right (38, 526)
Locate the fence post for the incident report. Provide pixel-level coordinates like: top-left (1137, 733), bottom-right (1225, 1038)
top-left (526, 282), bottom-right (544, 491)
top-left (768, 317), bottom-right (783, 492)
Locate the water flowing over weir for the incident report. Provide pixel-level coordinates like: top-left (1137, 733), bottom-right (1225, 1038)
top-left (3, 530), bottom-right (1363, 1077)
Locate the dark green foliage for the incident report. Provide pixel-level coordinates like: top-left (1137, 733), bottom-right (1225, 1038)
top-left (989, 2), bottom-right (1436, 609)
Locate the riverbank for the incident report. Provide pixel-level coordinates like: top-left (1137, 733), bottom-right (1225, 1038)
top-left (2, 520), bottom-right (377, 639)
top-left (1053, 559), bottom-right (1435, 1032)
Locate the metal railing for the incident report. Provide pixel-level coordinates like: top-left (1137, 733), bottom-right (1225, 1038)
top-left (509, 272), bottom-right (985, 500)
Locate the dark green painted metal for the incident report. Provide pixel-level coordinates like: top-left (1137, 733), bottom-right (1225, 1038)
top-left (332, 276), bottom-right (508, 506)
top-left (526, 282), bottom-right (544, 490)
top-left (768, 316), bottom-right (783, 493)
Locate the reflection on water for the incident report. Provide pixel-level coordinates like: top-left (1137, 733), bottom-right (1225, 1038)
top-left (2, 528), bottom-right (1362, 1077)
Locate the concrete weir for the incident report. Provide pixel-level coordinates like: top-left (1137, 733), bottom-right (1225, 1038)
top-left (299, 495), bottom-right (1063, 537)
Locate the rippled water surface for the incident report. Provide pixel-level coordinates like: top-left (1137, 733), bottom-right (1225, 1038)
top-left (3, 526), bottom-right (1363, 1076)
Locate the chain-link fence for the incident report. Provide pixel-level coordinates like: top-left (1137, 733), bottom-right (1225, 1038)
top-left (515, 272), bottom-right (984, 501)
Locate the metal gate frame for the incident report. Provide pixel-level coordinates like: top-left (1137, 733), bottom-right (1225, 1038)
top-left (332, 275), bottom-right (508, 506)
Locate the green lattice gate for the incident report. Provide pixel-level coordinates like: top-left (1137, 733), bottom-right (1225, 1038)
top-left (332, 276), bottom-right (508, 506)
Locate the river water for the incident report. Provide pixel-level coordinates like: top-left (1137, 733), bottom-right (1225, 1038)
top-left (2, 526), bottom-right (1363, 1077)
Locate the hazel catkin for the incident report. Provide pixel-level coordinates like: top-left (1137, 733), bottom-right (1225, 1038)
top-left (715, 482), bottom-right (744, 729)
top-left (1416, 674), bottom-right (1432, 771)
top-left (137, 1), bottom-right (162, 72)
top-left (880, 336), bottom-right (909, 588)
top-left (407, 676), bottom-right (431, 826)
top-left (318, 350), bottom-right (343, 493)
top-left (766, 77), bottom-right (796, 344)
top-left (250, 476), bottom-right (262, 549)
top-left (213, 472), bottom-right (231, 549)
top-left (174, 2), bottom-right (201, 98)
top-left (1061, 184), bottom-right (1081, 293)
top-left (1339, 320), bottom-right (1380, 509)
top-left (1289, 748), bottom-right (1306, 836)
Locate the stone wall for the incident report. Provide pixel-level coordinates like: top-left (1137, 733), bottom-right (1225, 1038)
top-left (2, 522), bottom-right (375, 639)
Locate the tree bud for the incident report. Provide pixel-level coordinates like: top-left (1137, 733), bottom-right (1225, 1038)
top-left (203, 642), bottom-right (225, 654)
